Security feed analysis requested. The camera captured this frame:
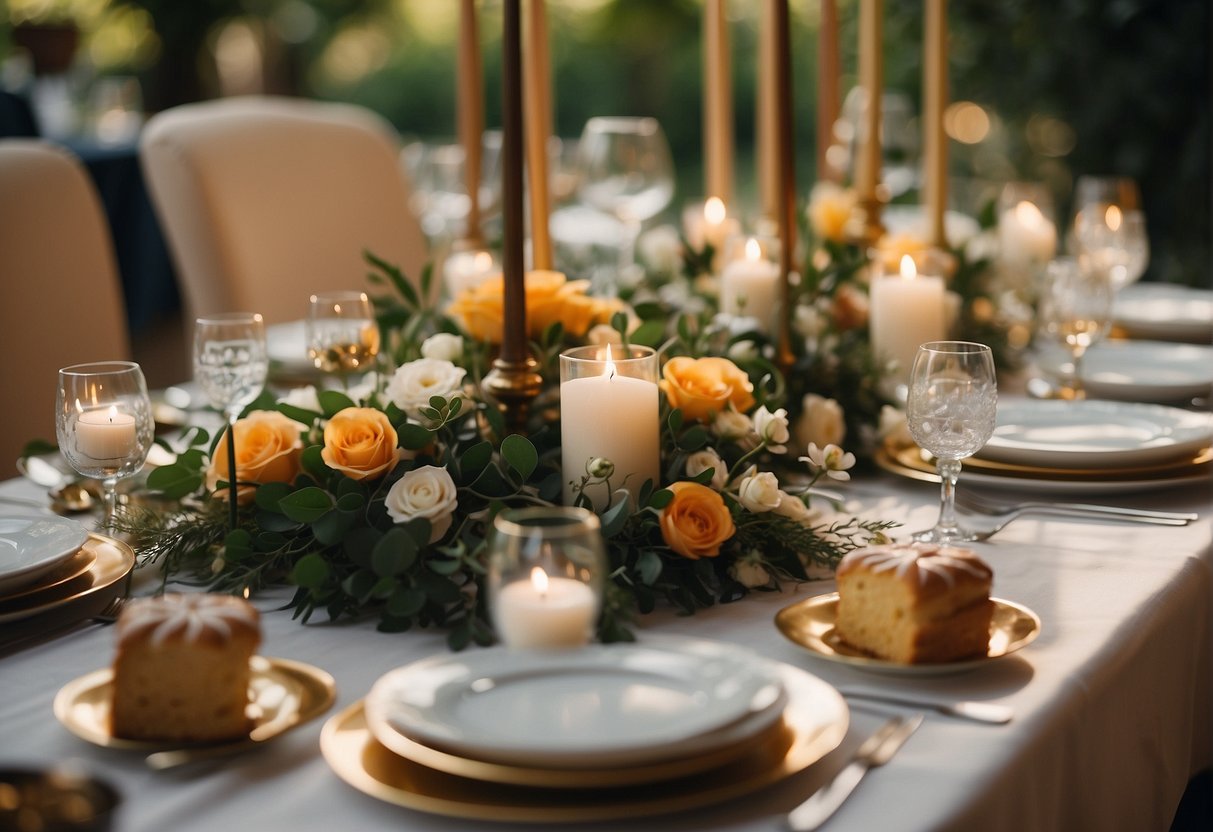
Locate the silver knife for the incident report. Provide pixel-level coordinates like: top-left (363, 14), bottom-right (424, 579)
top-left (786, 713), bottom-right (924, 831)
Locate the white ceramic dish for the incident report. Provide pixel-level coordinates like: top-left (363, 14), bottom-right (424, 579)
top-left (365, 637), bottom-right (786, 769)
top-left (1113, 284), bottom-right (1213, 343)
top-left (1035, 340), bottom-right (1213, 402)
top-left (979, 399), bottom-right (1213, 469)
top-left (0, 516), bottom-right (89, 595)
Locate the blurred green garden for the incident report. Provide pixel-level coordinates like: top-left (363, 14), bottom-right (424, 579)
top-left (3, 0), bottom-right (1208, 285)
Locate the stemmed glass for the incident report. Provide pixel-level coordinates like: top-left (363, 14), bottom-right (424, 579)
top-left (194, 313), bottom-right (268, 526)
top-left (56, 361), bottom-right (154, 530)
top-left (906, 342), bottom-right (998, 543)
top-left (576, 117), bottom-right (674, 291)
top-left (1070, 175), bottom-right (1149, 290)
top-left (1037, 257), bottom-right (1114, 400)
top-left (306, 292), bottom-right (380, 387)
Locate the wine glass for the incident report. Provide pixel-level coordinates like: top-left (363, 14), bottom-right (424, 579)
top-left (306, 292), bottom-right (380, 386)
top-left (1070, 175), bottom-right (1149, 290)
top-left (906, 341), bottom-right (998, 543)
top-left (56, 361), bottom-right (154, 530)
top-left (1037, 257), bottom-right (1114, 400)
top-left (576, 117), bottom-right (675, 291)
top-left (194, 313), bottom-right (268, 521)
top-left (487, 507), bottom-right (607, 648)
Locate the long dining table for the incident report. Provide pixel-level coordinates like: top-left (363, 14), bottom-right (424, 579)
top-left (1, 424), bottom-right (1209, 832)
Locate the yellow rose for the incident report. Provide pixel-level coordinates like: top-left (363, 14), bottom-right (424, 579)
top-left (207, 410), bottom-right (304, 503)
top-left (449, 270), bottom-right (621, 343)
top-left (807, 182), bottom-right (858, 243)
top-left (321, 407), bottom-right (401, 481)
top-left (874, 232), bottom-right (930, 275)
top-left (660, 356), bottom-right (756, 422)
top-left (660, 481), bottom-right (736, 559)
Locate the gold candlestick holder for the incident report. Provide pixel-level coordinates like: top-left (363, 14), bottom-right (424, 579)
top-left (848, 194), bottom-right (887, 248)
top-left (481, 356), bottom-right (543, 435)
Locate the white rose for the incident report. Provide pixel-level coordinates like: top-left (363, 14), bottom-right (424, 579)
top-left (686, 448), bottom-right (727, 491)
top-left (795, 393), bottom-right (846, 450)
top-left (421, 333), bottom-right (464, 363)
top-left (712, 407), bottom-right (753, 444)
top-left (279, 385), bottom-right (321, 413)
top-left (386, 359), bottom-right (467, 419)
top-left (753, 406), bottom-right (790, 454)
top-left (638, 224), bottom-right (683, 274)
top-left (729, 554), bottom-right (772, 589)
top-left (345, 372), bottom-right (379, 405)
top-left (737, 470), bottom-right (781, 513)
top-left (385, 465), bottom-right (459, 542)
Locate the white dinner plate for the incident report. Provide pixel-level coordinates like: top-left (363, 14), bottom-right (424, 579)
top-left (0, 515), bottom-right (89, 595)
top-left (979, 400), bottom-right (1213, 469)
top-left (366, 638), bottom-right (786, 769)
top-left (1113, 283), bottom-right (1213, 343)
top-left (1035, 340), bottom-right (1213, 402)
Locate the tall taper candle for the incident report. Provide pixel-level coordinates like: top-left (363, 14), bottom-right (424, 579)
top-left (923, 0), bottom-right (948, 249)
top-left (774, 0), bottom-right (795, 370)
top-left (816, 0), bottom-right (841, 182)
top-left (525, 0), bottom-right (553, 269)
top-left (855, 0), bottom-right (883, 204)
top-left (704, 0), bottom-right (733, 205)
top-left (501, 0), bottom-right (526, 365)
top-left (459, 0), bottom-right (484, 244)
top-left (757, 0), bottom-right (778, 222)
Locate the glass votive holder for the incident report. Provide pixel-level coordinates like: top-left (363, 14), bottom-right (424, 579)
top-left (997, 181), bottom-right (1058, 272)
top-left (719, 233), bottom-right (781, 335)
top-left (488, 507), bottom-right (607, 649)
top-left (559, 345), bottom-right (660, 510)
top-left (442, 244), bottom-right (499, 299)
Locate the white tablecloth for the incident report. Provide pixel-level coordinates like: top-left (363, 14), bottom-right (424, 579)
top-left (1, 468), bottom-right (1209, 832)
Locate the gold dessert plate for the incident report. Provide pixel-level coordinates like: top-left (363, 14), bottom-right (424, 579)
top-left (53, 656), bottom-right (337, 751)
top-left (776, 593), bottom-right (1041, 677)
top-left (0, 547), bottom-right (96, 604)
top-left (0, 535), bottom-right (133, 624)
top-left (321, 663), bottom-right (849, 823)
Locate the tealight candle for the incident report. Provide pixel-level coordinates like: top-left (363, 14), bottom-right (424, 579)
top-left (443, 248), bottom-right (499, 298)
top-left (869, 255), bottom-right (946, 392)
top-left (998, 199), bottom-right (1057, 266)
top-left (75, 404), bottom-right (137, 462)
top-left (495, 566), bottom-right (598, 648)
top-left (720, 236), bottom-right (781, 334)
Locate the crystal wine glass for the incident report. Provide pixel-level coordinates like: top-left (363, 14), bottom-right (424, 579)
top-left (906, 341), bottom-right (998, 543)
top-left (1070, 175), bottom-right (1149, 290)
top-left (56, 361), bottom-right (154, 529)
top-left (194, 313), bottom-right (268, 519)
top-left (576, 117), bottom-right (675, 291)
top-left (306, 292), bottom-right (380, 387)
top-left (1037, 257), bottom-right (1114, 400)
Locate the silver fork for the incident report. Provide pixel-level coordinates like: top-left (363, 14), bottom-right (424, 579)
top-left (91, 595), bottom-right (128, 623)
top-left (956, 508), bottom-right (1190, 543)
top-left (956, 491), bottom-right (1198, 523)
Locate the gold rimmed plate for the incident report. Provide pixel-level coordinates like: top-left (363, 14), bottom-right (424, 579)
top-left (776, 592), bottom-right (1041, 677)
top-left (53, 656), bottom-right (337, 751)
top-left (321, 663), bottom-right (848, 823)
top-left (0, 547), bottom-right (96, 604)
top-left (0, 535), bottom-right (133, 624)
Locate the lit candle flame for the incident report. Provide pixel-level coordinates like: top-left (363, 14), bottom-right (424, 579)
top-left (1014, 200), bottom-right (1045, 226)
top-left (1105, 204), bottom-right (1122, 231)
top-left (745, 237), bottom-right (762, 261)
top-left (603, 342), bottom-right (616, 380)
top-left (473, 250), bottom-right (493, 270)
top-left (899, 255), bottom-right (918, 279)
top-left (704, 196), bottom-right (727, 225)
top-left (530, 566), bottom-right (549, 598)
top-left (106, 405), bottom-right (118, 424)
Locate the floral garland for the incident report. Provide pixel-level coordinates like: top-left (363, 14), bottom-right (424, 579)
top-left (123, 258), bottom-right (896, 649)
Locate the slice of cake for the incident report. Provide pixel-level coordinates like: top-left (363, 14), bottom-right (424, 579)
top-left (110, 593), bottom-right (262, 742)
top-left (835, 542), bottom-right (993, 664)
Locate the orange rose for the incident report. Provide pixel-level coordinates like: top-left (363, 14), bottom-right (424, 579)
top-left (807, 182), bottom-right (858, 243)
top-left (659, 356), bottom-right (756, 422)
top-left (449, 270), bottom-right (621, 343)
top-left (320, 407), bottom-right (401, 481)
top-left (660, 481), bottom-right (736, 559)
top-left (207, 410), bottom-right (304, 502)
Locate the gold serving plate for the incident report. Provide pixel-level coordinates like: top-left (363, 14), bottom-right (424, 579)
top-left (53, 656), bottom-right (337, 751)
top-left (0, 534), bottom-right (132, 624)
top-left (776, 592), bottom-right (1041, 677)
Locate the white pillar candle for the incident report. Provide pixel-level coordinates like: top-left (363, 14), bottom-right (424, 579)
top-left (443, 248), bottom-right (499, 298)
top-left (75, 405), bottom-right (137, 461)
top-left (998, 200), bottom-right (1057, 265)
top-left (495, 567), bottom-right (597, 647)
top-left (721, 237), bottom-right (781, 334)
top-left (869, 255), bottom-right (946, 389)
top-left (560, 346), bottom-right (660, 510)
top-left (681, 197), bottom-right (740, 263)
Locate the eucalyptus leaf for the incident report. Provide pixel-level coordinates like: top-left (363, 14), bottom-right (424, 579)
top-left (145, 464), bottom-right (202, 500)
top-left (600, 497), bottom-right (631, 538)
top-left (398, 422), bottom-right (435, 450)
top-left (501, 434), bottom-right (538, 481)
top-left (386, 587), bottom-right (427, 618)
top-left (254, 512), bottom-right (303, 534)
top-left (628, 320), bottom-right (666, 347)
top-left (318, 390), bottom-right (356, 417)
top-left (223, 529), bottom-right (253, 563)
top-left (371, 528), bottom-right (419, 577)
top-left (291, 553), bottom-right (330, 589)
top-left (301, 445), bottom-right (332, 481)
top-left (280, 487), bottom-right (335, 523)
top-left (254, 482), bottom-right (293, 513)
top-left (341, 569), bottom-right (378, 604)
top-left (637, 549), bottom-right (663, 585)
top-left (458, 440), bottom-right (493, 482)
top-left (415, 572), bottom-right (463, 604)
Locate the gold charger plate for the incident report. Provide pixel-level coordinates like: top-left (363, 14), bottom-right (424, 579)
top-left (776, 592), bottom-right (1041, 677)
top-left (0, 547), bottom-right (96, 604)
top-left (0, 535), bottom-right (133, 624)
top-left (53, 656), bottom-right (337, 751)
top-left (321, 663), bottom-right (848, 823)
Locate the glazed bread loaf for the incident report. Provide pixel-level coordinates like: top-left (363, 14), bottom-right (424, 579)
top-left (835, 542), bottom-right (993, 664)
top-left (111, 593), bottom-right (261, 742)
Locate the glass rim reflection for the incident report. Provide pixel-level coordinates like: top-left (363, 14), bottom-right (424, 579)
top-left (57, 360), bottom-right (143, 377)
top-left (916, 340), bottom-right (993, 356)
top-left (493, 506), bottom-right (601, 538)
top-left (194, 311), bottom-right (264, 326)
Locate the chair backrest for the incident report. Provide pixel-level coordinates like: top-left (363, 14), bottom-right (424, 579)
top-left (0, 139), bottom-right (131, 471)
top-left (140, 96), bottom-right (430, 326)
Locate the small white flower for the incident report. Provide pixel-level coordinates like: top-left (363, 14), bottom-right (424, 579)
top-left (794, 393), bottom-right (846, 450)
top-left (386, 358), bottom-right (466, 419)
top-left (420, 333), bottom-right (464, 363)
top-left (637, 224), bottom-right (683, 275)
top-left (752, 406), bottom-right (790, 454)
top-left (686, 448), bottom-right (727, 491)
top-left (737, 469), bottom-right (782, 513)
top-left (773, 490), bottom-right (818, 526)
top-left (727, 339), bottom-right (760, 363)
top-left (385, 465), bottom-right (459, 542)
top-left (793, 303), bottom-right (829, 340)
top-left (279, 385), bottom-right (321, 413)
top-left (729, 551), bottom-right (772, 588)
top-left (800, 442), bottom-right (857, 481)
top-left (587, 457), bottom-right (615, 479)
top-left (586, 324), bottom-right (623, 347)
top-left (711, 407), bottom-right (753, 444)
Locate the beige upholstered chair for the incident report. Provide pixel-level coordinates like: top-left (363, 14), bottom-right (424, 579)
top-left (0, 139), bottom-right (132, 470)
top-left (140, 96), bottom-right (430, 326)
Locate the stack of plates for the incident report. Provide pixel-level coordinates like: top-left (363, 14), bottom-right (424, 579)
top-left (1035, 341), bottom-right (1213, 403)
top-left (877, 399), bottom-right (1213, 495)
top-left (321, 638), bottom-right (849, 822)
top-left (1113, 283), bottom-right (1213, 344)
top-left (0, 517), bottom-right (134, 624)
